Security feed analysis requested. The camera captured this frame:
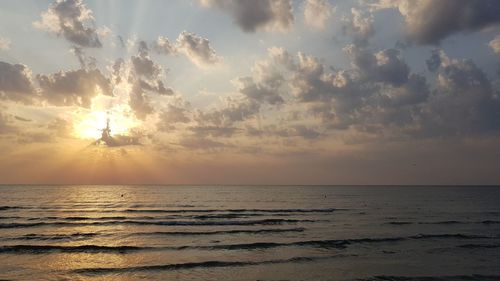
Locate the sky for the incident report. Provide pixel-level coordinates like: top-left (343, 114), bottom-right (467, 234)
top-left (0, 0), bottom-right (499, 185)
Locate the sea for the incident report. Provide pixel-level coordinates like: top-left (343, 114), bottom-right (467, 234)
top-left (0, 185), bottom-right (499, 281)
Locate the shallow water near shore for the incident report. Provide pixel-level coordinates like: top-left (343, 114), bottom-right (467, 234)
top-left (1, 185), bottom-right (500, 280)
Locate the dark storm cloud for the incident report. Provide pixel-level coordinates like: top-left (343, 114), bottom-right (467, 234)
top-left (376, 0), bottom-right (500, 45)
top-left (200, 0), bottom-right (293, 33)
top-left (34, 0), bottom-right (102, 48)
top-left (0, 62), bottom-right (35, 104)
top-left (37, 68), bottom-right (112, 108)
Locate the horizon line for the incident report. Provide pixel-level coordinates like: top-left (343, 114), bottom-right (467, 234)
top-left (0, 184), bottom-right (499, 187)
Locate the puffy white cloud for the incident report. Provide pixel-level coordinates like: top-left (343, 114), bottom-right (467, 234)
top-left (37, 68), bottom-right (111, 108)
top-left (153, 36), bottom-right (176, 55)
top-left (152, 31), bottom-right (221, 68)
top-left (200, 0), bottom-right (293, 32)
top-left (374, 0), bottom-right (500, 45)
top-left (125, 42), bottom-right (174, 119)
top-left (175, 32), bottom-right (221, 67)
top-left (304, 0), bottom-right (334, 29)
top-left (489, 35), bottom-right (500, 54)
top-left (34, 0), bottom-right (102, 47)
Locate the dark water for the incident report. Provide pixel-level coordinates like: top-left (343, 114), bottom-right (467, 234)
top-left (0, 186), bottom-right (499, 280)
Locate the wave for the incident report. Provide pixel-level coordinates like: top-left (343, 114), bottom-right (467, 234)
top-left (0, 206), bottom-right (26, 211)
top-left (123, 208), bottom-right (339, 213)
top-left (2, 233), bottom-right (498, 253)
top-left (0, 216), bottom-right (22, 220)
top-left (388, 220), bottom-right (500, 226)
top-left (72, 256), bottom-right (332, 275)
top-left (22, 214), bottom-right (277, 221)
top-left (1, 228), bottom-right (306, 241)
top-left (0, 218), bottom-right (314, 229)
top-left (357, 275), bottom-right (500, 281)
top-left (387, 221), bottom-right (413, 225)
top-left (0, 245), bottom-right (148, 253)
top-left (458, 243), bottom-right (500, 249)
top-left (410, 234), bottom-right (497, 240)
top-left (2, 232), bottom-right (101, 241)
top-left (135, 227), bottom-right (306, 236)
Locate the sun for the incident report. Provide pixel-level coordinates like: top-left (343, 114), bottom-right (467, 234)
top-left (73, 108), bottom-right (139, 140)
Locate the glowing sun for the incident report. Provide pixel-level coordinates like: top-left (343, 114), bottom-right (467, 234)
top-left (73, 109), bottom-right (139, 140)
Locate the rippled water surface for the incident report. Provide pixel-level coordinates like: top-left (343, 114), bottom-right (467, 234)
top-left (1, 185), bottom-right (500, 280)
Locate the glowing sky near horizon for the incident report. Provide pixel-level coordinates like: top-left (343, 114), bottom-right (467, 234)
top-left (0, 0), bottom-right (499, 185)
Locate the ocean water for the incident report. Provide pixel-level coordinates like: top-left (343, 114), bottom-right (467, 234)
top-left (0, 186), bottom-right (499, 281)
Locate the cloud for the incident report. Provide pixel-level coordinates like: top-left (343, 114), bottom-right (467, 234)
top-left (232, 47), bottom-right (293, 105)
top-left (94, 132), bottom-right (142, 147)
top-left (195, 97), bottom-right (260, 127)
top-left (189, 125), bottom-right (239, 138)
top-left (374, 0), bottom-right (500, 45)
top-left (152, 32), bottom-right (221, 68)
top-left (344, 45), bottom-right (410, 86)
top-left (157, 104), bottom-right (191, 131)
top-left (176, 31), bottom-right (221, 67)
top-left (0, 113), bottom-right (16, 134)
top-left (177, 135), bottom-right (231, 150)
top-left (200, 0), bottom-right (293, 33)
top-left (489, 35), bottom-right (500, 54)
top-left (47, 118), bottom-right (73, 137)
top-left (126, 42), bottom-right (174, 119)
top-left (70, 45), bottom-right (96, 69)
top-left (342, 7), bottom-right (374, 46)
top-left (37, 68), bottom-right (112, 108)
top-left (14, 116), bottom-right (32, 122)
top-left (417, 51), bottom-right (500, 136)
top-left (0, 36), bottom-right (11, 50)
top-left (0, 61), bottom-right (35, 103)
top-left (234, 76), bottom-right (284, 105)
top-left (17, 131), bottom-right (53, 144)
top-left (34, 0), bottom-right (102, 48)
top-left (304, 0), bottom-right (334, 29)
top-left (129, 82), bottom-right (154, 120)
top-left (152, 36), bottom-right (176, 55)
top-left (251, 124), bottom-right (322, 140)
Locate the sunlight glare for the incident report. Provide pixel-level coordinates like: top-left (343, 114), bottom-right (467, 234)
top-left (73, 109), bottom-right (139, 140)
